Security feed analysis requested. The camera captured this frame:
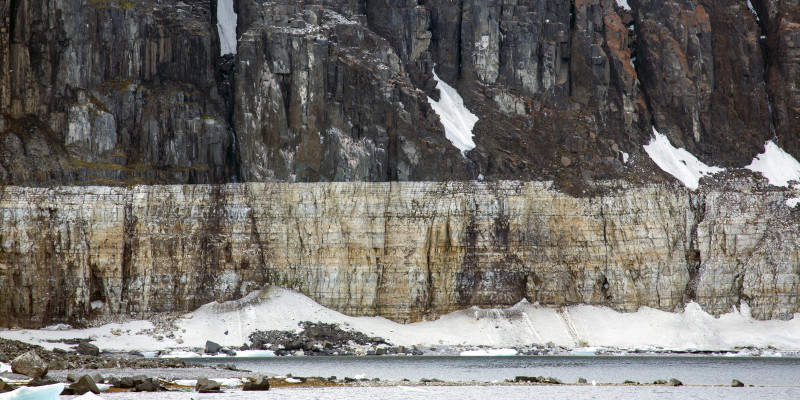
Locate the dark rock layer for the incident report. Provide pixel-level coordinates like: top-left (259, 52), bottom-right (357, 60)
top-left (0, 0), bottom-right (797, 186)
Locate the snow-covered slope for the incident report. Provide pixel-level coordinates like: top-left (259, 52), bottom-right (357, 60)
top-left (3, 286), bottom-right (799, 353)
top-left (643, 129), bottom-right (724, 190)
top-left (427, 71), bottom-right (478, 154)
top-left (746, 141), bottom-right (800, 187)
top-left (216, 0), bottom-right (238, 55)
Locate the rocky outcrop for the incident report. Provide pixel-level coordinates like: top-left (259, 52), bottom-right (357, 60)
top-left (0, 0), bottom-right (234, 185)
top-left (1, 0), bottom-right (797, 186)
top-left (754, 0), bottom-right (800, 158)
top-left (0, 180), bottom-right (797, 327)
top-left (232, 3), bottom-right (466, 182)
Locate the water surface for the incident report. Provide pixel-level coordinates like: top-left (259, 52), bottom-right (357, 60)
top-left (191, 355), bottom-right (800, 386)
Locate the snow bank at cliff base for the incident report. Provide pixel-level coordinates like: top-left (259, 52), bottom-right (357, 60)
top-left (3, 286), bottom-right (799, 353)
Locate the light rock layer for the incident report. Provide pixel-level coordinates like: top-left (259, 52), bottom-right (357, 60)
top-left (0, 180), bottom-right (798, 328)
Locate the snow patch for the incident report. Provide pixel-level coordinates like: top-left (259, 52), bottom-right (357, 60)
top-left (616, 0), bottom-right (631, 11)
top-left (0, 384), bottom-right (66, 400)
top-left (90, 300), bottom-right (104, 310)
top-left (459, 348), bottom-right (517, 356)
top-left (746, 141), bottom-right (800, 187)
top-left (747, 0), bottom-right (761, 22)
top-left (621, 151), bottom-right (629, 164)
top-left (4, 286), bottom-right (800, 354)
top-left (216, 0), bottom-right (238, 56)
top-left (643, 129), bottom-right (724, 190)
top-left (74, 393), bottom-right (104, 400)
top-left (427, 71), bottom-right (478, 155)
top-left (787, 198), bottom-right (800, 208)
top-left (0, 362), bottom-right (11, 373)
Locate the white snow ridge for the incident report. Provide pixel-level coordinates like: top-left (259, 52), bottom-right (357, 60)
top-left (746, 141), bottom-right (800, 187)
top-left (427, 71), bottom-right (479, 155)
top-left (643, 129), bottom-right (724, 190)
top-left (217, 0), bottom-right (238, 56)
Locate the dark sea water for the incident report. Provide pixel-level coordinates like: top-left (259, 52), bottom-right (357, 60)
top-left (191, 355), bottom-right (800, 386)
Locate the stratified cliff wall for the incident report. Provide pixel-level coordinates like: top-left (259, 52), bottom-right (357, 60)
top-left (1, 180), bottom-right (797, 328)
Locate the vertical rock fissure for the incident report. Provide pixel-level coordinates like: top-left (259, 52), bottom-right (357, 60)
top-left (684, 193), bottom-right (706, 303)
top-left (749, 0), bottom-right (778, 141)
top-left (120, 201), bottom-right (134, 312)
top-left (244, 186), bottom-right (271, 287)
top-left (8, 0), bottom-right (20, 44)
top-left (424, 224), bottom-right (434, 316)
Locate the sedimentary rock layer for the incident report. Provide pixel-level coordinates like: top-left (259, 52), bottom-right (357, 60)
top-left (0, 180), bottom-right (797, 328)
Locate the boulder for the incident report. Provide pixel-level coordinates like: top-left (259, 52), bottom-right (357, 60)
top-left (27, 377), bottom-right (59, 387)
top-left (667, 378), bottom-right (683, 387)
top-left (115, 377), bottom-right (134, 389)
top-left (130, 378), bottom-right (163, 392)
top-left (11, 351), bottom-right (48, 378)
top-left (205, 341), bottom-right (221, 355)
top-left (242, 377), bottom-right (270, 391)
top-left (514, 376), bottom-right (540, 383)
top-left (731, 379), bottom-right (745, 387)
top-left (76, 342), bottom-right (100, 357)
top-left (65, 375), bottom-right (101, 395)
top-left (196, 378), bottom-right (222, 393)
top-left (577, 378), bottom-right (588, 384)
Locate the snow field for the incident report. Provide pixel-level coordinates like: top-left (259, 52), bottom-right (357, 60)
top-left (643, 129), bottom-right (724, 190)
top-left (746, 141), bottom-right (800, 187)
top-left (5, 286), bottom-right (798, 354)
top-left (427, 71), bottom-right (479, 154)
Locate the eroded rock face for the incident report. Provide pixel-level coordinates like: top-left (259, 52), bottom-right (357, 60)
top-left (1, 0), bottom-right (797, 186)
top-left (0, 180), bottom-right (797, 327)
top-left (0, 0), bottom-right (234, 185)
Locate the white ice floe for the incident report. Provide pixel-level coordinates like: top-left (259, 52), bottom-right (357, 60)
top-left (285, 377), bottom-right (303, 384)
top-left (459, 348), bottom-right (517, 356)
top-left (217, 0), bottom-right (238, 56)
top-left (234, 350), bottom-right (276, 358)
top-left (160, 350), bottom-right (201, 358)
top-left (427, 71), bottom-right (479, 154)
top-left (3, 286), bottom-right (800, 354)
top-left (570, 347), bottom-right (601, 356)
top-left (746, 141), bottom-right (800, 187)
top-left (616, 0), bottom-right (631, 11)
top-left (172, 378), bottom-right (242, 388)
top-left (0, 384), bottom-right (66, 400)
top-left (643, 128), bottom-right (724, 190)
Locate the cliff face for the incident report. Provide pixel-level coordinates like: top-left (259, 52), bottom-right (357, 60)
top-left (1, 180), bottom-right (797, 328)
top-left (2, 1), bottom-right (800, 328)
top-left (1, 0), bottom-right (798, 186)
